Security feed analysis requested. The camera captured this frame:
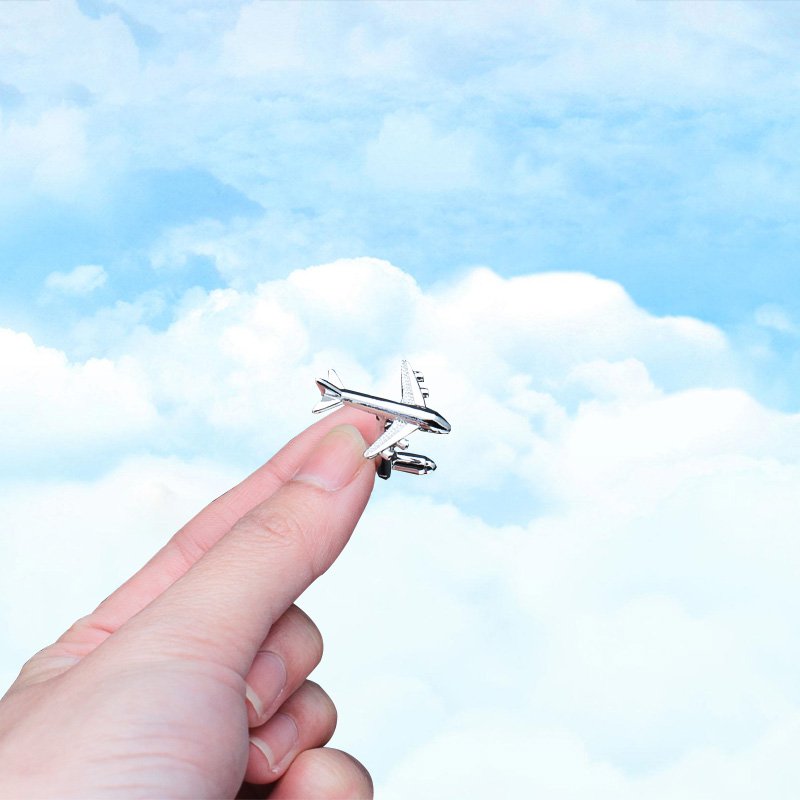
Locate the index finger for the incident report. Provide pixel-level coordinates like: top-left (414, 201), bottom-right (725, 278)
top-left (92, 424), bottom-right (376, 677)
top-left (86, 407), bottom-right (381, 633)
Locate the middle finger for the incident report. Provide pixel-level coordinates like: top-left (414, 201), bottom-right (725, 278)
top-left (244, 604), bottom-right (324, 728)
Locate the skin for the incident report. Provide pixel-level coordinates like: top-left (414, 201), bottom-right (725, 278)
top-left (0, 407), bottom-right (382, 799)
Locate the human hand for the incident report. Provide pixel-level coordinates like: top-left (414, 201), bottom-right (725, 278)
top-left (0, 409), bottom-right (381, 799)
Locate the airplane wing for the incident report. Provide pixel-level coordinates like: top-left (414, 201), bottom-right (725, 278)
top-left (364, 419), bottom-right (420, 459)
top-left (400, 359), bottom-right (426, 406)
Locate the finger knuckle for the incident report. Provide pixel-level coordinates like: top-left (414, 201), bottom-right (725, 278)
top-left (62, 614), bottom-right (114, 641)
top-left (16, 647), bottom-right (50, 681)
top-left (249, 504), bottom-right (304, 545)
top-left (239, 504), bottom-right (314, 574)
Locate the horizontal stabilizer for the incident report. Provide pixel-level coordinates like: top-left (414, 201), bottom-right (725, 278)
top-left (312, 397), bottom-right (344, 414)
top-left (313, 377), bottom-right (344, 414)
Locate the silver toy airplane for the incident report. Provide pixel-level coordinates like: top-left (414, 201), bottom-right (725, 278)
top-left (312, 360), bottom-right (451, 479)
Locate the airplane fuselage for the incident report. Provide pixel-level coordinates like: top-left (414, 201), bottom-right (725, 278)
top-left (336, 388), bottom-right (451, 434)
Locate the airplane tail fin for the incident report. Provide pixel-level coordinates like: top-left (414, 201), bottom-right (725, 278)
top-left (312, 376), bottom-right (345, 414)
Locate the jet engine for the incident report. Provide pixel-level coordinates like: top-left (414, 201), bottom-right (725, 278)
top-left (389, 452), bottom-right (436, 475)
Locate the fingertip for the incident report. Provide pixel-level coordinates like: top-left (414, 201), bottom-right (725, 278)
top-left (317, 406), bottom-right (383, 450)
top-left (268, 748), bottom-right (373, 799)
top-left (293, 425), bottom-right (368, 492)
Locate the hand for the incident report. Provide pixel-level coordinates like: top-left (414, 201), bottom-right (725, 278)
top-left (0, 409), bottom-right (381, 799)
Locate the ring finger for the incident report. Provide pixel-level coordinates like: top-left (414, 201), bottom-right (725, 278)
top-left (245, 680), bottom-right (337, 783)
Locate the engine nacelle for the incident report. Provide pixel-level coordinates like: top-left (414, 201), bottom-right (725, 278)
top-left (390, 452), bottom-right (436, 475)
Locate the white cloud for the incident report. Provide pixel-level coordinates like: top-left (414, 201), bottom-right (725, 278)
top-left (0, 0), bottom-right (139, 99)
top-left (379, 719), bottom-right (630, 799)
top-left (755, 304), bottom-right (798, 335)
top-left (220, 1), bottom-right (329, 75)
top-left (4, 259), bottom-right (800, 795)
top-left (377, 713), bottom-right (800, 799)
top-left (44, 264), bottom-right (107, 296)
top-left (220, 1), bottom-right (416, 80)
top-left (217, 0), bottom-right (792, 108)
top-left (150, 213), bottom-right (368, 286)
top-left (31, 260), bottom-right (738, 493)
top-left (0, 106), bottom-right (90, 204)
top-left (1, 0), bottom-right (797, 257)
top-left (0, 328), bottom-right (156, 465)
top-left (307, 456), bottom-right (800, 796)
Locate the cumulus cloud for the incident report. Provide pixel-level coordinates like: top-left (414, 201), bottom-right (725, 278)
top-left (302, 446), bottom-right (800, 796)
top-left (0, 328), bottom-right (156, 471)
top-left (3, 259), bottom-right (800, 796)
top-left (12, 259), bottom-right (740, 492)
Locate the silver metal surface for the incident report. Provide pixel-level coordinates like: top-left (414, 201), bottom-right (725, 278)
top-left (312, 360), bottom-right (452, 479)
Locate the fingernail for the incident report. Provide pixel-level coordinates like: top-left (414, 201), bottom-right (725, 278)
top-left (293, 424), bottom-right (366, 491)
top-left (245, 650), bottom-right (287, 727)
top-left (249, 712), bottom-right (299, 774)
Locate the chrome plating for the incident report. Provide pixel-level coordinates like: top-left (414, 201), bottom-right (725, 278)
top-left (311, 360), bottom-right (451, 479)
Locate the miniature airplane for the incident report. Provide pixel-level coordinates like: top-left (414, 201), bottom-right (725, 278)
top-left (312, 360), bottom-right (451, 479)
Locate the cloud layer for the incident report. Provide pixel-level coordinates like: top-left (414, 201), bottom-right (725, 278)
top-left (3, 259), bottom-right (800, 796)
top-left (5, 0), bottom-right (800, 332)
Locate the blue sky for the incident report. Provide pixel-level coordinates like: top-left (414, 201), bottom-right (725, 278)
top-left (4, 2), bottom-right (800, 796)
top-left (4, 1), bottom-right (800, 329)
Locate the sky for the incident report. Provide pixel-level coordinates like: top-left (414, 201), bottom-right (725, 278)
top-left (3, 1), bottom-right (800, 796)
